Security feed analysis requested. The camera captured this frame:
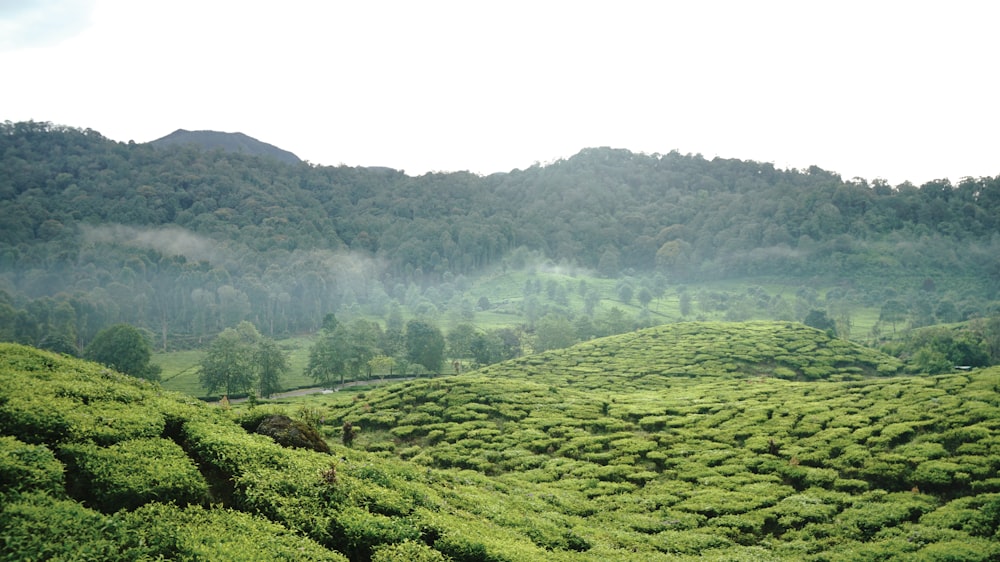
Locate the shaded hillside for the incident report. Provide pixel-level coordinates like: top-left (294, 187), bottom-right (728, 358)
top-left (149, 128), bottom-right (301, 164)
top-left (479, 321), bottom-right (904, 389)
top-left (2, 341), bottom-right (1000, 560)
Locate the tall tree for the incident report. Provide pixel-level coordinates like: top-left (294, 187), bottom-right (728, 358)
top-left (534, 313), bottom-right (578, 352)
top-left (447, 323), bottom-right (479, 360)
top-left (84, 323), bottom-right (162, 381)
top-left (405, 319), bottom-right (445, 374)
top-left (200, 324), bottom-right (257, 397)
top-left (255, 338), bottom-right (288, 398)
top-left (306, 325), bottom-right (347, 387)
top-left (199, 321), bottom-right (284, 397)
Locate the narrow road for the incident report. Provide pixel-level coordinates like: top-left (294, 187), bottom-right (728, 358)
top-left (219, 377), bottom-right (416, 405)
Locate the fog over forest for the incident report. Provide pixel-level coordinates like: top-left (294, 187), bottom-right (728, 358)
top-left (1, 121), bottom-right (998, 363)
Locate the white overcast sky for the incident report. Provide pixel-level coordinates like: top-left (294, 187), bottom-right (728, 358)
top-left (2, 0), bottom-right (997, 185)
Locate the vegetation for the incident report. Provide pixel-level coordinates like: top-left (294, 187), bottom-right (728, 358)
top-left (83, 323), bottom-right (161, 381)
top-left (2, 318), bottom-right (999, 560)
top-left (1, 119), bottom-right (1000, 557)
top-left (2, 120), bottom-right (999, 363)
top-left (199, 321), bottom-right (288, 398)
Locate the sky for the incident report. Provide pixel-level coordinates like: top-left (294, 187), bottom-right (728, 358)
top-left (1, 0), bottom-right (997, 185)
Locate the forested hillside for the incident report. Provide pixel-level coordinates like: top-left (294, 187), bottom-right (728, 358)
top-left (1, 120), bottom-right (999, 354)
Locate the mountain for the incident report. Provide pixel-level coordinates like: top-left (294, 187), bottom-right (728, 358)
top-left (149, 129), bottom-right (301, 164)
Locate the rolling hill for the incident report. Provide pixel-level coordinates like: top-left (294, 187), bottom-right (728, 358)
top-left (149, 128), bottom-right (302, 164)
top-left (2, 321), bottom-right (998, 560)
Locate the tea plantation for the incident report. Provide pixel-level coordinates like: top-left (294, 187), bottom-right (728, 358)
top-left (2, 322), bottom-right (999, 561)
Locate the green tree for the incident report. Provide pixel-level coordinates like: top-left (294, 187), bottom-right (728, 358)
top-left (596, 307), bottom-right (632, 337)
top-left (255, 338), bottom-right (288, 398)
top-left (306, 324), bottom-right (347, 387)
top-left (199, 321), bottom-right (284, 397)
top-left (912, 346), bottom-right (952, 375)
top-left (470, 331), bottom-right (504, 366)
top-left (535, 313), bottom-right (578, 352)
top-left (637, 286), bottom-right (653, 309)
top-left (199, 322), bottom-right (259, 397)
top-left (880, 299), bottom-right (907, 335)
top-left (306, 318), bottom-right (381, 386)
top-left (679, 291), bottom-right (692, 317)
top-left (367, 354), bottom-right (397, 379)
top-left (447, 323), bottom-right (479, 360)
top-left (84, 323), bottom-right (162, 381)
top-left (617, 282), bottom-right (634, 305)
top-left (804, 309), bottom-right (836, 336)
top-left (405, 319), bottom-right (445, 374)
top-left (343, 319), bottom-right (381, 381)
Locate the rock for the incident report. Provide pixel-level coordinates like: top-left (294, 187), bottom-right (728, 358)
top-left (254, 414), bottom-right (330, 454)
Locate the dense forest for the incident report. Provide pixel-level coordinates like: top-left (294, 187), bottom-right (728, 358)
top-left (1, 120), bottom-right (999, 354)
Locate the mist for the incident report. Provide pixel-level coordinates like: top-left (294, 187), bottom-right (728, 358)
top-left (81, 224), bottom-right (223, 265)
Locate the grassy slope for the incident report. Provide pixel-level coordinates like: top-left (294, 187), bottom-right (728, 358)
top-left (4, 320), bottom-right (999, 561)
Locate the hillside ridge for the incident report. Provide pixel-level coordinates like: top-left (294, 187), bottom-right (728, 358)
top-left (149, 128), bottom-right (301, 164)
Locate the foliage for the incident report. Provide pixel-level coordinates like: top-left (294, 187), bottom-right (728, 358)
top-left (84, 323), bottom-right (162, 381)
top-left (883, 324), bottom-right (992, 374)
top-left (59, 438), bottom-right (210, 511)
top-left (306, 318), bottom-right (383, 386)
top-left (406, 319), bottom-right (445, 374)
top-left (254, 338), bottom-right (288, 398)
top-left (371, 539), bottom-right (452, 562)
top-left (3, 121), bottom-right (1000, 359)
top-left (0, 435), bottom-right (64, 499)
top-left (2, 317), bottom-right (1000, 561)
top-left (200, 321), bottom-right (286, 397)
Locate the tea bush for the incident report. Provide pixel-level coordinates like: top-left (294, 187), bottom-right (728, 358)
top-left (3, 329), bottom-right (1000, 561)
top-left (0, 435), bottom-right (64, 499)
top-left (0, 491), bottom-right (124, 560)
top-left (119, 502), bottom-right (347, 561)
top-left (59, 438), bottom-right (209, 512)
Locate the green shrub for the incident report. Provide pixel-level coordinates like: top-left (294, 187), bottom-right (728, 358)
top-left (836, 492), bottom-right (938, 540)
top-left (182, 419), bottom-right (290, 477)
top-left (329, 506), bottom-right (421, 560)
top-left (120, 502), bottom-right (347, 561)
top-left (0, 491), bottom-right (123, 560)
top-left (912, 538), bottom-right (1000, 561)
top-left (919, 494), bottom-right (1000, 537)
top-left (59, 438), bottom-right (209, 512)
top-left (0, 393), bottom-right (74, 444)
top-left (0, 435), bottom-right (64, 498)
top-left (769, 493), bottom-right (839, 531)
top-left (649, 529), bottom-right (733, 554)
top-left (371, 540), bottom-right (451, 562)
top-left (911, 460), bottom-right (966, 492)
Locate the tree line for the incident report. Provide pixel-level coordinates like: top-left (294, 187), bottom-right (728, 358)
top-left (1, 120), bottom-right (999, 353)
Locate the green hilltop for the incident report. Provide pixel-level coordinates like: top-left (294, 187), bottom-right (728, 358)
top-left (2, 320), bottom-right (1000, 560)
top-left (477, 321), bottom-right (905, 389)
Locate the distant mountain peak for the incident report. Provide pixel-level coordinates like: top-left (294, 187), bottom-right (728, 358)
top-left (149, 129), bottom-right (301, 164)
